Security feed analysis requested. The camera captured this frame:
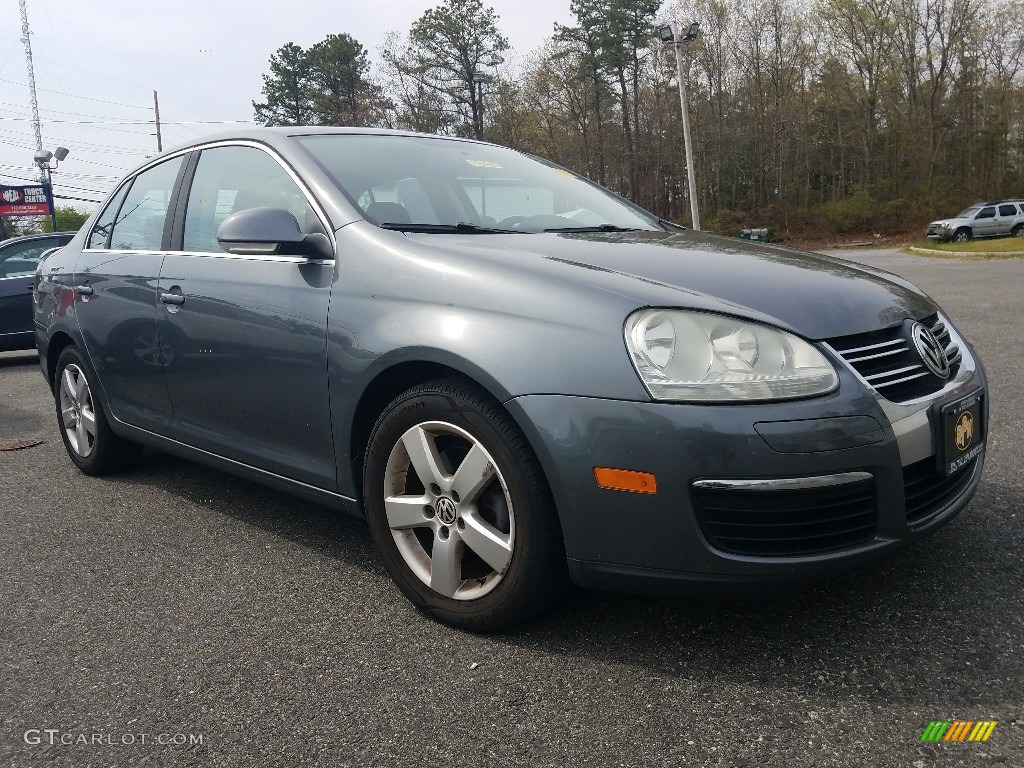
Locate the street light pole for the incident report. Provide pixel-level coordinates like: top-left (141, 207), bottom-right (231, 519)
top-left (472, 52), bottom-right (504, 142)
top-left (33, 146), bottom-right (68, 232)
top-left (660, 22), bottom-right (701, 231)
top-left (472, 73), bottom-right (487, 140)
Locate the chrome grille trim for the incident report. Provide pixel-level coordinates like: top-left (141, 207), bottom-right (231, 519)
top-left (844, 345), bottom-right (909, 364)
top-left (825, 312), bottom-right (968, 404)
top-left (831, 337), bottom-right (905, 357)
top-left (864, 364), bottom-right (924, 382)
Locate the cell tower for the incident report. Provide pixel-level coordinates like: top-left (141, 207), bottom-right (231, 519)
top-left (19, 0), bottom-right (46, 182)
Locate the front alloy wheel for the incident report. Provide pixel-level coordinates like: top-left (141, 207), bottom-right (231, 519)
top-left (364, 378), bottom-right (566, 631)
top-left (383, 420), bottom-right (515, 601)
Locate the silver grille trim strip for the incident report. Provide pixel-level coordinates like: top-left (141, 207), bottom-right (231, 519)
top-left (692, 472), bottom-right (873, 492)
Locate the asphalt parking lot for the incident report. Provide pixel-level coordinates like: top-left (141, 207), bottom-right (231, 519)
top-left (1, 247), bottom-right (1022, 768)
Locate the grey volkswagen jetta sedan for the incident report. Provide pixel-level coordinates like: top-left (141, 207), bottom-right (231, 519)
top-left (35, 128), bottom-right (987, 630)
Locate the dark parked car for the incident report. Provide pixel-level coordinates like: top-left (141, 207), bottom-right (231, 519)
top-left (35, 129), bottom-right (987, 630)
top-left (0, 231), bottom-right (73, 351)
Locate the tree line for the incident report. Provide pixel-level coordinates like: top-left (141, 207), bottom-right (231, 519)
top-left (253, 0), bottom-right (1024, 240)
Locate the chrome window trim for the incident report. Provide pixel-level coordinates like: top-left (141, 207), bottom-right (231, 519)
top-left (87, 139), bottom-right (336, 255)
top-left (79, 247), bottom-right (335, 266)
top-left (692, 472), bottom-right (873, 491)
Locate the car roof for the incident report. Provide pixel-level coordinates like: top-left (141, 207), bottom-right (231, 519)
top-left (160, 126), bottom-right (485, 156)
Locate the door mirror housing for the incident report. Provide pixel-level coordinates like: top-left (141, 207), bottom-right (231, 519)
top-left (217, 207), bottom-right (332, 260)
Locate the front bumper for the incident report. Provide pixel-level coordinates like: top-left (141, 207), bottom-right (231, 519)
top-left (506, 333), bottom-right (988, 596)
top-left (926, 224), bottom-right (955, 240)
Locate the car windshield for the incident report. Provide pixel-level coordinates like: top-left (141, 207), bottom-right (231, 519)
top-left (296, 134), bottom-right (661, 234)
top-left (956, 207), bottom-right (981, 218)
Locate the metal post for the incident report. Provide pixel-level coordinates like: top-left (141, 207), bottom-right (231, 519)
top-left (47, 173), bottom-right (57, 232)
top-left (673, 43), bottom-right (700, 231)
top-left (476, 80), bottom-right (485, 140)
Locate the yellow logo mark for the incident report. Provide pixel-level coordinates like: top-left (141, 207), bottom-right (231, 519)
top-left (955, 412), bottom-right (974, 452)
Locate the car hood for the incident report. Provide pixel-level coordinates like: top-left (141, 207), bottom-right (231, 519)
top-left (403, 229), bottom-right (935, 340)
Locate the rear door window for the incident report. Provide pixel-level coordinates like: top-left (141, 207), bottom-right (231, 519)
top-left (87, 184), bottom-right (130, 249)
top-left (108, 156), bottom-right (184, 251)
top-left (999, 204), bottom-right (1018, 216)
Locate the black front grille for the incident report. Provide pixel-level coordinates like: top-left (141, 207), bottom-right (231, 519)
top-left (903, 456), bottom-right (979, 526)
top-left (828, 314), bottom-right (962, 403)
top-left (693, 479), bottom-right (877, 557)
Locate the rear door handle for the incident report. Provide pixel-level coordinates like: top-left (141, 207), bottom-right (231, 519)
top-left (75, 284), bottom-right (93, 296)
top-left (160, 292), bottom-right (186, 306)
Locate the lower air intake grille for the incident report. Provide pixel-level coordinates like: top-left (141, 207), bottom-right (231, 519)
top-left (903, 456), bottom-right (980, 527)
top-left (828, 314), bottom-right (961, 403)
top-left (693, 479), bottom-right (877, 557)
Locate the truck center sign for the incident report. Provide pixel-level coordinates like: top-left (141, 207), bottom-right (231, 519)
top-left (0, 184), bottom-right (53, 217)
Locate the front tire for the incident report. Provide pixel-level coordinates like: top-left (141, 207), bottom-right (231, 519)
top-left (953, 228), bottom-right (972, 243)
top-left (54, 346), bottom-right (142, 475)
top-left (363, 378), bottom-right (567, 631)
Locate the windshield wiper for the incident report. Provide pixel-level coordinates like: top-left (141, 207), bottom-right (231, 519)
top-left (379, 222), bottom-right (523, 234)
top-left (541, 224), bottom-right (642, 233)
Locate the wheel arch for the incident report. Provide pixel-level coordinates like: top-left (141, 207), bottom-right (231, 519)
top-left (46, 331), bottom-right (78, 387)
top-left (344, 351), bottom-right (536, 509)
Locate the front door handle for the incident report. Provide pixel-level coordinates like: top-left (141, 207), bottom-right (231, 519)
top-left (75, 284), bottom-right (93, 296)
top-left (160, 292), bottom-right (186, 306)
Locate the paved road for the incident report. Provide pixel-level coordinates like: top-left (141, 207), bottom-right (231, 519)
top-left (1, 248), bottom-right (1022, 767)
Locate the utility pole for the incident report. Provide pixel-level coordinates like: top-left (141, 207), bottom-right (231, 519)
top-left (672, 42), bottom-right (700, 231)
top-left (153, 90), bottom-right (163, 152)
top-left (659, 22), bottom-right (701, 231)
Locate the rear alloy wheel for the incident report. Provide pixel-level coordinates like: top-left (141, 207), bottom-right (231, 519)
top-left (363, 378), bottom-right (566, 631)
top-left (953, 228), bottom-right (972, 243)
top-left (1013, 224), bottom-right (1024, 238)
top-left (54, 346), bottom-right (142, 475)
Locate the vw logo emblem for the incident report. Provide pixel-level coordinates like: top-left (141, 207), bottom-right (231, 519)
top-left (435, 497), bottom-right (458, 525)
top-left (911, 322), bottom-right (950, 379)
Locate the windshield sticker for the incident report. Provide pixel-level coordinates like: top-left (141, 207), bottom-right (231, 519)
top-left (465, 160), bottom-right (503, 169)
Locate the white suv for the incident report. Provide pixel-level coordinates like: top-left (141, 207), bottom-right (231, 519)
top-left (926, 200), bottom-right (1024, 242)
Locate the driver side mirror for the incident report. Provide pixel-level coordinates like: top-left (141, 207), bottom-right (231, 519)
top-left (217, 207), bottom-right (332, 260)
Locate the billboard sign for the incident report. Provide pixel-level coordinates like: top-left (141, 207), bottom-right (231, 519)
top-left (0, 184), bottom-right (52, 218)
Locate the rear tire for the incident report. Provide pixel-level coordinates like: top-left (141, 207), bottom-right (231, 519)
top-left (1012, 224), bottom-right (1024, 238)
top-left (54, 346), bottom-right (142, 475)
top-left (363, 377), bottom-right (567, 632)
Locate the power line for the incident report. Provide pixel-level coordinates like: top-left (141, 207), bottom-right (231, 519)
top-left (0, 117), bottom-right (253, 125)
top-left (55, 193), bottom-right (102, 204)
top-left (0, 99), bottom-right (149, 123)
top-left (0, 76), bottom-right (151, 110)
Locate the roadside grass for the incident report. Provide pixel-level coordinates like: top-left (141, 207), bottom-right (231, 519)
top-left (906, 237), bottom-right (1024, 258)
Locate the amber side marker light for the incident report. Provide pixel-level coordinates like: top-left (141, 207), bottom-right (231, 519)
top-left (594, 467), bottom-right (658, 494)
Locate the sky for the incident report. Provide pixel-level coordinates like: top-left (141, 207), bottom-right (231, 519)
top-left (0, 0), bottom-right (577, 212)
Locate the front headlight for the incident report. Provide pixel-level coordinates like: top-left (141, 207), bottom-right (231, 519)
top-left (624, 310), bottom-right (838, 402)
